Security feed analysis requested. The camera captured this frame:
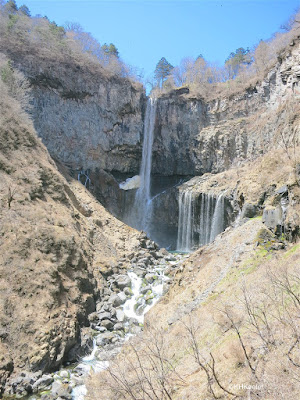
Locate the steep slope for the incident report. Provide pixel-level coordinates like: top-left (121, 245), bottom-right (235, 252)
top-left (0, 55), bottom-right (142, 395)
top-left (88, 152), bottom-right (300, 399)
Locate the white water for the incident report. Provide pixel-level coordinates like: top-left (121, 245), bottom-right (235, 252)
top-left (130, 97), bottom-right (157, 233)
top-left (123, 272), bottom-right (143, 322)
top-left (70, 259), bottom-right (173, 400)
top-left (177, 191), bottom-right (226, 251)
top-left (210, 194), bottom-right (225, 242)
top-left (177, 189), bottom-right (194, 252)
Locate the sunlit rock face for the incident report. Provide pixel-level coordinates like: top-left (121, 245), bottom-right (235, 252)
top-left (152, 41), bottom-right (300, 177)
top-left (8, 39), bottom-right (300, 251)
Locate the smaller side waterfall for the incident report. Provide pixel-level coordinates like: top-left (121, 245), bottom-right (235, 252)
top-left (198, 193), bottom-right (226, 246)
top-left (177, 189), bottom-right (194, 252)
top-left (198, 193), bottom-right (214, 246)
top-left (210, 194), bottom-right (225, 242)
top-left (177, 190), bottom-right (227, 252)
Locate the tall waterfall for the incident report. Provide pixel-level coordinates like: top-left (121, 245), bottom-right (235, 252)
top-left (131, 97), bottom-right (157, 232)
top-left (177, 191), bottom-right (226, 252)
top-left (177, 189), bottom-right (194, 252)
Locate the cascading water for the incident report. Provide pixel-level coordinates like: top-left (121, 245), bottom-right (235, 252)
top-left (210, 193), bottom-right (225, 242)
top-left (68, 254), bottom-right (181, 400)
top-left (198, 193), bottom-right (214, 246)
top-left (131, 97), bottom-right (157, 233)
top-left (177, 190), bottom-right (227, 252)
top-left (177, 189), bottom-right (194, 252)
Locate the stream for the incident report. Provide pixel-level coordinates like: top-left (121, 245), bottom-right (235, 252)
top-left (71, 256), bottom-right (183, 399)
top-left (24, 253), bottom-right (186, 400)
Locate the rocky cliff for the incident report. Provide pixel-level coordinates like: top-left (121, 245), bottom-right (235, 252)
top-left (152, 38), bottom-right (300, 176)
top-left (0, 57), bottom-right (147, 396)
top-left (4, 38), bottom-right (299, 247)
top-left (0, 47), bottom-right (142, 179)
top-left (88, 149), bottom-right (300, 400)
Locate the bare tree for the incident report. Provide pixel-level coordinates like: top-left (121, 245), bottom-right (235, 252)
top-left (6, 186), bottom-right (17, 209)
top-left (97, 328), bottom-right (185, 400)
top-left (182, 317), bottom-right (237, 398)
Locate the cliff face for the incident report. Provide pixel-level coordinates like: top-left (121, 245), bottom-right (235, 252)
top-left (9, 39), bottom-right (299, 183)
top-left (5, 41), bottom-right (299, 240)
top-left (152, 40), bottom-right (300, 176)
top-left (10, 56), bottom-right (146, 175)
top-left (0, 68), bottom-right (143, 394)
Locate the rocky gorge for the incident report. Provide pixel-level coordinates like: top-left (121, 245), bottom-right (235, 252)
top-left (0, 7), bottom-right (300, 400)
top-left (6, 36), bottom-right (299, 249)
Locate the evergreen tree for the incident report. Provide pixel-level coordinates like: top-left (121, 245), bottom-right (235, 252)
top-left (108, 43), bottom-right (119, 58)
top-left (101, 43), bottom-right (119, 58)
top-left (19, 4), bottom-right (30, 16)
top-left (154, 57), bottom-right (174, 87)
top-left (4, 0), bottom-right (18, 13)
top-left (225, 47), bottom-right (251, 78)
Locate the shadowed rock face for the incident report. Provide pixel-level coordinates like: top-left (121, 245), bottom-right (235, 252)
top-left (0, 77), bottom-right (144, 395)
top-left (9, 55), bottom-right (146, 175)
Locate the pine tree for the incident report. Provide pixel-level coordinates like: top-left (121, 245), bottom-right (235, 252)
top-left (19, 4), bottom-right (31, 16)
top-left (4, 0), bottom-right (18, 13)
top-left (101, 43), bottom-right (119, 58)
top-left (225, 47), bottom-right (251, 78)
top-left (154, 57), bottom-right (174, 88)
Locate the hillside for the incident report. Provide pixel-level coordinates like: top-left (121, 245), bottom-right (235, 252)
top-left (88, 151), bottom-right (300, 399)
top-left (0, 53), bottom-right (144, 396)
top-left (0, 1), bottom-right (299, 399)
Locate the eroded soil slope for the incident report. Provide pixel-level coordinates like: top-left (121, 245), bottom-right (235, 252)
top-left (0, 65), bottom-right (141, 393)
top-left (88, 154), bottom-right (300, 400)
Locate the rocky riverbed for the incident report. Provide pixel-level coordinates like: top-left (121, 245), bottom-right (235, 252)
top-left (3, 234), bottom-right (187, 400)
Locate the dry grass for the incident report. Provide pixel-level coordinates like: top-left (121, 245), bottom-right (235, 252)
top-left (0, 46), bottom-right (142, 392)
top-left (87, 219), bottom-right (300, 400)
top-left (0, 6), bottom-right (142, 89)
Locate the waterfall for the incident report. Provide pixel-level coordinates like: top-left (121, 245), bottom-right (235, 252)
top-left (198, 193), bottom-right (214, 246)
top-left (131, 97), bottom-right (157, 232)
top-left (210, 193), bottom-right (225, 242)
top-left (177, 189), bottom-right (194, 252)
top-left (198, 193), bottom-right (225, 246)
top-left (177, 191), bottom-right (226, 252)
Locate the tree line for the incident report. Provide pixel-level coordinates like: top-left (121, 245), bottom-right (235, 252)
top-left (0, 0), bottom-right (143, 83)
top-left (152, 8), bottom-right (300, 97)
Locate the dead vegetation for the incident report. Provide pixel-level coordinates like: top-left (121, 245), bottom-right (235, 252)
top-left (155, 9), bottom-right (300, 100)
top-left (0, 31), bottom-right (142, 392)
top-left (87, 220), bottom-right (300, 400)
top-left (0, 3), bottom-right (142, 87)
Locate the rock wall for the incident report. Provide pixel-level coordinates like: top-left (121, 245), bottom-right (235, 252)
top-left (152, 39), bottom-right (300, 176)
top-left (7, 39), bottom-right (298, 182)
top-left (9, 55), bottom-right (146, 175)
top-left (5, 37), bottom-right (299, 253)
top-left (0, 78), bottom-right (146, 395)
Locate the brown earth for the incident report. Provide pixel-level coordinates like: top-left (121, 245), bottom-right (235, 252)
top-left (87, 152), bottom-right (300, 400)
top-left (0, 65), bottom-right (141, 392)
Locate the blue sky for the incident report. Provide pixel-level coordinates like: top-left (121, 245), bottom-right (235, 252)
top-left (15, 0), bottom-right (300, 80)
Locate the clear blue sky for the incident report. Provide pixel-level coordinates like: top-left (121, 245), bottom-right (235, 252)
top-left (15, 0), bottom-right (300, 80)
